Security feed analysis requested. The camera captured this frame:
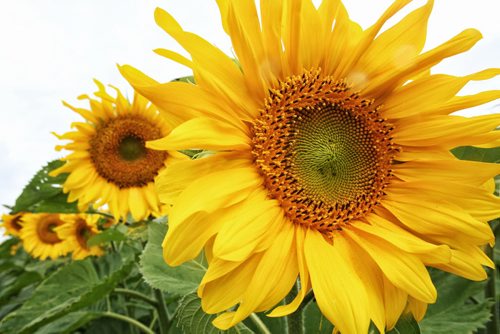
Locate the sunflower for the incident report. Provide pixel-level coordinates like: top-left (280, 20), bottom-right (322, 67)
top-left (19, 213), bottom-right (73, 260)
top-left (50, 81), bottom-right (184, 221)
top-left (1, 213), bottom-right (25, 237)
top-left (121, 0), bottom-right (500, 332)
top-left (55, 214), bottom-right (104, 260)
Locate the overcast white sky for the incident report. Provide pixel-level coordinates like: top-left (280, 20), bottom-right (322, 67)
top-left (0, 0), bottom-right (499, 214)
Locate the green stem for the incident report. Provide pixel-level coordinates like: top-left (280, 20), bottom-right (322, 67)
top-left (114, 288), bottom-right (158, 307)
top-left (485, 241), bottom-right (498, 334)
top-left (286, 281), bottom-right (304, 334)
top-left (249, 313), bottom-right (272, 334)
top-left (154, 289), bottom-right (171, 334)
top-left (97, 312), bottom-right (154, 334)
top-left (85, 209), bottom-right (115, 219)
top-left (149, 311), bottom-right (158, 329)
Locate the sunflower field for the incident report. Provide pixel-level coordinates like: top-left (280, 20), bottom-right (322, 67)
top-left (1, 1), bottom-right (499, 334)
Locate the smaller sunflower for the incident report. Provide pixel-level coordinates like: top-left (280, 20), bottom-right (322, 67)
top-left (56, 214), bottom-right (103, 260)
top-left (19, 213), bottom-right (73, 260)
top-left (51, 81), bottom-right (184, 221)
top-left (1, 213), bottom-right (25, 237)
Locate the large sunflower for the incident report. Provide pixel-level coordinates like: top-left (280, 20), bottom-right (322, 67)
top-left (19, 213), bottom-right (73, 260)
top-left (55, 214), bottom-right (104, 260)
top-left (1, 213), bottom-right (25, 237)
top-left (121, 0), bottom-right (500, 332)
top-left (51, 81), bottom-right (183, 221)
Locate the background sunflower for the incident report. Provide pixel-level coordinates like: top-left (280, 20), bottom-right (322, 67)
top-left (19, 213), bottom-right (73, 260)
top-left (50, 82), bottom-right (183, 221)
top-left (55, 214), bottom-right (104, 260)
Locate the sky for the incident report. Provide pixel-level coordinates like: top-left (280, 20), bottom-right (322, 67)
top-left (0, 0), bottom-right (499, 214)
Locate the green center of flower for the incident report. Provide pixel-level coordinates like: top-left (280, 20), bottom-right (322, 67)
top-left (252, 69), bottom-right (398, 234)
top-left (291, 104), bottom-right (381, 205)
top-left (90, 115), bottom-right (168, 188)
top-left (118, 136), bottom-right (146, 161)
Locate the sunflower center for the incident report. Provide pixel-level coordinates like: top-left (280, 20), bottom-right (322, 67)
top-left (89, 115), bottom-right (168, 188)
top-left (11, 215), bottom-right (23, 231)
top-left (118, 136), bottom-right (146, 161)
top-left (252, 69), bottom-right (398, 234)
top-left (75, 219), bottom-right (92, 249)
top-left (37, 216), bottom-right (63, 244)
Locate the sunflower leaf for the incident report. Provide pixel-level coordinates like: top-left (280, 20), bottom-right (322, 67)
top-left (87, 227), bottom-right (127, 247)
top-left (451, 146), bottom-right (500, 163)
top-left (33, 311), bottom-right (101, 334)
top-left (174, 293), bottom-right (254, 334)
top-left (419, 270), bottom-right (494, 334)
top-left (10, 160), bottom-right (76, 214)
top-left (139, 221), bottom-right (205, 296)
top-left (0, 247), bottom-right (135, 334)
top-left (386, 315), bottom-right (420, 334)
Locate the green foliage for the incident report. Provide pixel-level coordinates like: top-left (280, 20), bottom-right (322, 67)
top-left (419, 270), bottom-right (494, 334)
top-left (34, 311), bottom-right (101, 334)
top-left (87, 226), bottom-right (127, 247)
top-left (0, 247), bottom-right (135, 334)
top-left (303, 300), bottom-right (334, 333)
top-left (174, 293), bottom-right (254, 334)
top-left (387, 315), bottom-right (421, 334)
top-left (10, 159), bottom-right (77, 214)
top-left (140, 221), bottom-right (206, 296)
top-left (451, 146), bottom-right (500, 163)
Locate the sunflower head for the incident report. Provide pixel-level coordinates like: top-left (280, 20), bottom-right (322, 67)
top-left (19, 213), bottom-right (73, 260)
top-left (56, 214), bottom-right (104, 260)
top-left (121, 0), bottom-right (500, 333)
top-left (1, 212), bottom-right (25, 237)
top-left (50, 81), bottom-right (183, 221)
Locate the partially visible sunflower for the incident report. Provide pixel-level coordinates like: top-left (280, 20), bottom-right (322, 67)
top-left (121, 0), bottom-right (500, 333)
top-left (51, 81), bottom-right (184, 221)
top-left (55, 214), bottom-right (104, 260)
top-left (1, 213), bottom-right (25, 237)
top-left (19, 213), bottom-right (73, 260)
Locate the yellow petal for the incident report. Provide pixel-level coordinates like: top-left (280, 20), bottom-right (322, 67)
top-left (304, 229), bottom-right (371, 334)
top-left (147, 118), bottom-right (250, 151)
top-left (358, 215), bottom-right (451, 265)
top-left (155, 152), bottom-right (250, 206)
top-left (345, 228), bottom-right (436, 303)
top-left (268, 225), bottom-right (310, 317)
top-left (164, 167), bottom-right (262, 265)
top-left (213, 192), bottom-right (283, 261)
top-left (364, 28), bottom-right (482, 98)
top-left (212, 222), bottom-right (297, 329)
top-left (154, 8), bottom-right (257, 121)
top-left (201, 253), bottom-right (263, 313)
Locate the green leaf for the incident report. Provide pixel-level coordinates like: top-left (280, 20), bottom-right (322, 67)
top-left (87, 227), bottom-right (127, 247)
top-left (419, 270), bottom-right (493, 334)
top-left (34, 311), bottom-right (101, 334)
top-left (0, 270), bottom-right (42, 304)
top-left (140, 221), bottom-right (206, 296)
top-left (387, 315), bottom-right (420, 334)
top-left (11, 160), bottom-right (76, 213)
top-left (0, 247), bottom-right (135, 334)
top-left (451, 146), bottom-right (500, 163)
top-left (303, 300), bottom-right (333, 334)
top-left (174, 293), bottom-right (254, 334)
